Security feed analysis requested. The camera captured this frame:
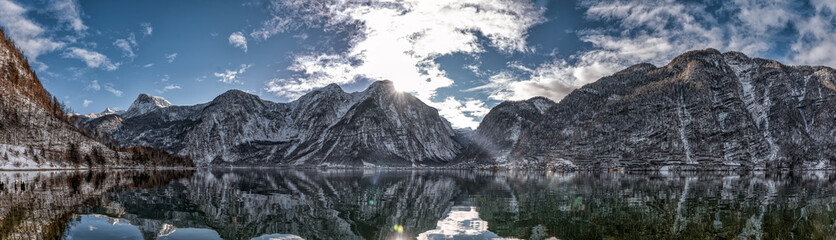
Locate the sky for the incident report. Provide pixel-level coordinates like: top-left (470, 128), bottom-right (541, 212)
top-left (1, 0), bottom-right (835, 129)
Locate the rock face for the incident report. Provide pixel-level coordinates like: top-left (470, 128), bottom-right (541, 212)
top-left (453, 97), bottom-right (555, 165)
top-left (464, 49), bottom-right (836, 170)
top-left (91, 80), bottom-right (463, 166)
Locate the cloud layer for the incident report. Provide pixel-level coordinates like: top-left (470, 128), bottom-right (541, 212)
top-left (261, 0), bottom-right (546, 128)
top-left (472, 0), bottom-right (836, 103)
top-left (0, 0), bottom-right (65, 60)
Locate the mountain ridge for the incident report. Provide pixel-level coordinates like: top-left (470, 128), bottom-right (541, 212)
top-left (463, 48), bottom-right (836, 170)
top-left (78, 48), bottom-right (836, 170)
top-left (87, 80), bottom-right (464, 166)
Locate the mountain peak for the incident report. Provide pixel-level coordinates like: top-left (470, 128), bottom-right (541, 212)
top-left (218, 89), bottom-right (250, 97)
top-left (211, 89), bottom-right (259, 103)
top-left (320, 83), bottom-right (343, 92)
top-left (123, 93), bottom-right (172, 118)
top-left (666, 48), bottom-right (728, 68)
top-left (364, 80), bottom-right (397, 95)
top-left (525, 97), bottom-right (556, 114)
top-left (133, 93), bottom-right (172, 106)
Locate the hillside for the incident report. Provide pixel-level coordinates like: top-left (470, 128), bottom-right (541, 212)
top-left (0, 29), bottom-right (191, 169)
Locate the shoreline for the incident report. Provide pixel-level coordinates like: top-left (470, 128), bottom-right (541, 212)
top-left (2, 165), bottom-right (835, 172)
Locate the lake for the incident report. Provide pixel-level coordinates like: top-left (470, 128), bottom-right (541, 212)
top-left (0, 169), bottom-right (834, 240)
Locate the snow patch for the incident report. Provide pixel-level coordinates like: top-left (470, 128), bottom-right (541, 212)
top-left (0, 144), bottom-right (67, 170)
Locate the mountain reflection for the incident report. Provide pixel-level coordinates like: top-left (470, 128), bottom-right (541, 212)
top-left (1, 170), bottom-right (836, 239)
top-left (0, 170), bottom-right (192, 239)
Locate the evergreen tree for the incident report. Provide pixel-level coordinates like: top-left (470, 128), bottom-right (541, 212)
top-left (84, 154), bottom-right (92, 168)
top-left (92, 147), bottom-right (105, 165)
top-left (66, 143), bottom-right (81, 166)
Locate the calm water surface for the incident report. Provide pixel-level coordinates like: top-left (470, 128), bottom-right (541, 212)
top-left (0, 169), bottom-right (835, 240)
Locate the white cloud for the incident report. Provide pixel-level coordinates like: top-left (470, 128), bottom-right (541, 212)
top-left (215, 64), bottom-right (252, 84)
top-left (576, 0), bottom-right (836, 68)
top-left (165, 53), bottom-right (177, 63)
top-left (432, 97), bottom-right (492, 128)
top-left (265, 54), bottom-right (355, 99)
top-left (791, 0), bottom-right (836, 67)
top-left (62, 47), bottom-right (119, 71)
top-left (471, 50), bottom-right (624, 101)
top-left (262, 0), bottom-right (546, 128)
top-left (141, 22), bottom-right (152, 36)
top-left (472, 0), bottom-right (822, 103)
top-left (155, 84), bottom-right (181, 94)
top-left (113, 33), bottom-right (137, 58)
top-left (249, 0), bottom-right (323, 40)
top-left (86, 79), bottom-right (100, 91)
top-left (0, 0), bottom-right (65, 60)
top-left (160, 74), bottom-right (169, 82)
top-left (580, 1), bottom-right (725, 65)
top-left (113, 39), bottom-right (133, 57)
top-left (47, 0), bottom-right (87, 33)
top-left (103, 83), bottom-right (122, 96)
top-left (82, 99), bottom-right (92, 107)
top-left (143, 63), bottom-right (153, 68)
top-left (461, 99), bottom-right (491, 118)
top-left (228, 32), bottom-right (247, 52)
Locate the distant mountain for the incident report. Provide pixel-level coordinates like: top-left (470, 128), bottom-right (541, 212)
top-left (460, 49), bottom-right (836, 170)
top-left (87, 81), bottom-right (465, 166)
top-left (0, 29), bottom-right (191, 169)
top-left (453, 97), bottom-right (554, 166)
top-left (123, 93), bottom-right (172, 118)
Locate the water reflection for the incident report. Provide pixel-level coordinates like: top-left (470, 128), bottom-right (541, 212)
top-left (0, 170), bottom-right (835, 239)
top-left (417, 206), bottom-right (507, 240)
top-left (63, 215), bottom-right (143, 240)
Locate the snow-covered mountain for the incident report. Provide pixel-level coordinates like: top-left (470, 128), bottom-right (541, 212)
top-left (460, 49), bottom-right (836, 170)
top-left (69, 107), bottom-right (124, 120)
top-left (88, 80), bottom-right (465, 166)
top-left (122, 93), bottom-right (172, 118)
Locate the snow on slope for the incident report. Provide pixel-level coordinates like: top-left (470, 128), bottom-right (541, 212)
top-left (86, 81), bottom-right (464, 166)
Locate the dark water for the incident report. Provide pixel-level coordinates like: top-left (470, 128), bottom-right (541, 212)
top-left (1, 169), bottom-right (835, 240)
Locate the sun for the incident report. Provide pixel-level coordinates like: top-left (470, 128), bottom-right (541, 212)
top-left (391, 81), bottom-right (405, 93)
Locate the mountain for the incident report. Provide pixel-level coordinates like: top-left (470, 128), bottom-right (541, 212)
top-left (461, 49), bottom-right (836, 170)
top-left (88, 80), bottom-right (464, 166)
top-left (0, 28), bottom-right (191, 169)
top-left (122, 93), bottom-right (172, 118)
top-left (453, 97), bottom-right (555, 166)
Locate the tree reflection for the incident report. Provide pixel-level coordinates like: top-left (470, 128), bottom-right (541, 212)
top-left (0, 170), bottom-right (192, 239)
top-left (3, 170), bottom-right (836, 240)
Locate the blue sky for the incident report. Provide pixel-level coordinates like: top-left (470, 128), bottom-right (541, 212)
top-left (1, 0), bottom-right (835, 128)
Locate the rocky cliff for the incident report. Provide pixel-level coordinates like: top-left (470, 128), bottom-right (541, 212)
top-left (453, 97), bottom-right (555, 166)
top-left (89, 81), bottom-right (463, 166)
top-left (464, 49), bottom-right (836, 170)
